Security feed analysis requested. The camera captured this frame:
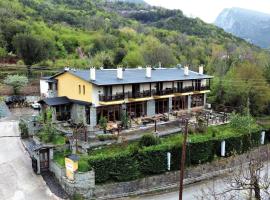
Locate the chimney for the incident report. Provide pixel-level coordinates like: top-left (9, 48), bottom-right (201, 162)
top-left (146, 66), bottom-right (151, 78)
top-left (117, 67), bottom-right (123, 79)
top-left (199, 65), bottom-right (204, 75)
top-left (184, 65), bottom-right (189, 76)
top-left (90, 67), bottom-right (96, 81)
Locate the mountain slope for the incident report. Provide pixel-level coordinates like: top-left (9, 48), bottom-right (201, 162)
top-left (0, 0), bottom-right (267, 71)
top-left (215, 7), bottom-right (270, 48)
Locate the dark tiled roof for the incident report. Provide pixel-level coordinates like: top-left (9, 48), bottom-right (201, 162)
top-left (39, 97), bottom-right (71, 106)
top-left (68, 68), bottom-right (213, 86)
top-left (39, 97), bottom-right (91, 106)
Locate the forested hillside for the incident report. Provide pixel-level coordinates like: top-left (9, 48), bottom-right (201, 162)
top-left (0, 0), bottom-right (269, 115)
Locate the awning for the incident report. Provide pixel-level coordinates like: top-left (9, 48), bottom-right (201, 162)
top-left (39, 96), bottom-right (92, 106)
top-left (39, 97), bottom-right (71, 106)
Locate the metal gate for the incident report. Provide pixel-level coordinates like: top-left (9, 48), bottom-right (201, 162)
top-left (40, 149), bottom-right (49, 172)
top-left (31, 157), bottom-right (38, 174)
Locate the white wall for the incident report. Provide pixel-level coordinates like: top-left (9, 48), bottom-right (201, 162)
top-left (92, 85), bottom-right (101, 106)
top-left (183, 81), bottom-right (192, 87)
top-left (112, 85), bottom-right (123, 95)
top-left (140, 83), bottom-right (150, 91)
top-left (163, 82), bottom-right (173, 89)
top-left (124, 85), bottom-right (132, 93)
top-left (201, 79), bottom-right (207, 86)
top-left (40, 80), bottom-right (49, 98)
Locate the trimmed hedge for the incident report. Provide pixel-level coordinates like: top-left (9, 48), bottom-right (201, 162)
top-left (137, 146), bottom-right (168, 175)
top-left (89, 151), bottom-right (140, 183)
top-left (87, 129), bottom-right (269, 184)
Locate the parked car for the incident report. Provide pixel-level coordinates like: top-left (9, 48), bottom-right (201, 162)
top-left (31, 101), bottom-right (41, 109)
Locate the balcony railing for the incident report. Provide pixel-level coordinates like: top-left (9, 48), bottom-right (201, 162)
top-left (99, 86), bottom-right (210, 102)
top-left (128, 90), bottom-right (153, 99)
top-left (99, 93), bottom-right (125, 102)
top-left (154, 88), bottom-right (177, 96)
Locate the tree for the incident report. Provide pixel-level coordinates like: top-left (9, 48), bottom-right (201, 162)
top-left (197, 150), bottom-right (270, 200)
top-left (12, 34), bottom-right (54, 67)
top-left (92, 51), bottom-right (113, 68)
top-left (4, 75), bottom-right (28, 95)
top-left (142, 36), bottom-right (177, 66)
top-left (122, 50), bottom-right (145, 67)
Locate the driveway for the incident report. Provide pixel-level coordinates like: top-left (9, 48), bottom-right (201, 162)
top-left (0, 119), bottom-right (58, 200)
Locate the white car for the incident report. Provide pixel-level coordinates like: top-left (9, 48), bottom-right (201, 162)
top-left (31, 101), bottom-right (41, 109)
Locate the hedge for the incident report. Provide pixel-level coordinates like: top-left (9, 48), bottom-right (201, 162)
top-left (89, 151), bottom-right (140, 183)
top-left (137, 145), bottom-right (168, 175)
top-left (87, 129), bottom-right (269, 184)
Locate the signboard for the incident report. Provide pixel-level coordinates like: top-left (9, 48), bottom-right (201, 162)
top-left (65, 157), bottom-right (79, 181)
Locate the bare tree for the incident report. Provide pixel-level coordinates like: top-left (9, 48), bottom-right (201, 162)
top-left (196, 149), bottom-right (270, 200)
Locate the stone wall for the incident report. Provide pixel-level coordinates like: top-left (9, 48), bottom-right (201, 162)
top-left (71, 104), bottom-right (86, 124)
top-left (50, 161), bottom-right (95, 199)
top-left (94, 145), bottom-right (270, 199)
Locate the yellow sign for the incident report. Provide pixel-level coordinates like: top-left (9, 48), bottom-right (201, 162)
top-left (65, 157), bottom-right (79, 180)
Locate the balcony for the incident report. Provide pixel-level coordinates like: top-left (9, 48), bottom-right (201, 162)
top-left (99, 93), bottom-right (125, 102)
top-left (154, 88), bottom-right (177, 96)
top-left (128, 90), bottom-right (153, 99)
top-left (98, 85), bottom-right (210, 102)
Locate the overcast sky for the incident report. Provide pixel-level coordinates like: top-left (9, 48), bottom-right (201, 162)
top-left (145, 0), bottom-right (270, 23)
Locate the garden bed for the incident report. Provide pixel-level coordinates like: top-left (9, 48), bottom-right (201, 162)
top-left (54, 114), bottom-right (269, 184)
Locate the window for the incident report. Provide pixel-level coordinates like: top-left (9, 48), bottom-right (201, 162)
top-left (172, 96), bottom-right (188, 111)
top-left (83, 85), bottom-right (85, 95)
top-left (155, 98), bottom-right (169, 114)
top-left (79, 85), bottom-right (81, 94)
top-left (191, 94), bottom-right (204, 107)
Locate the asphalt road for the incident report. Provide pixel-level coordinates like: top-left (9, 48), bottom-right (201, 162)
top-left (127, 176), bottom-right (229, 200)
top-left (0, 119), bottom-right (58, 200)
top-left (129, 165), bottom-right (270, 200)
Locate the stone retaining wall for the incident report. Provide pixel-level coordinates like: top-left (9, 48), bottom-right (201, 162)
top-left (50, 161), bottom-right (95, 199)
top-left (94, 145), bottom-right (270, 199)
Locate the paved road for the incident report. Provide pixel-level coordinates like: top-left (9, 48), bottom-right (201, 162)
top-left (129, 165), bottom-right (270, 200)
top-left (0, 120), bottom-right (58, 200)
top-left (127, 176), bottom-right (228, 200)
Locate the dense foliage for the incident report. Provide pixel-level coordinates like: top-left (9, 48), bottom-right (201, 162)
top-left (54, 116), bottom-right (269, 184)
top-left (0, 0), bottom-right (269, 114)
top-left (19, 120), bottom-right (29, 139)
top-left (4, 75), bottom-right (28, 94)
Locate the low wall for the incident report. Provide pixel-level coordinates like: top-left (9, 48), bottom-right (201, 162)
top-left (94, 144), bottom-right (270, 199)
top-left (50, 161), bottom-right (95, 199)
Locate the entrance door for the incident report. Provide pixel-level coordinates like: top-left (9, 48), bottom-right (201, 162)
top-left (40, 149), bottom-right (49, 172)
top-left (31, 157), bottom-right (38, 174)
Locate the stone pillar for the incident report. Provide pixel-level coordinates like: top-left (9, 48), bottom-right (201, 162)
top-left (188, 95), bottom-right (192, 112)
top-left (203, 93), bottom-right (207, 108)
top-left (147, 100), bottom-right (156, 116)
top-left (168, 97), bottom-right (173, 112)
top-left (71, 104), bottom-right (86, 124)
top-left (90, 107), bottom-right (97, 127)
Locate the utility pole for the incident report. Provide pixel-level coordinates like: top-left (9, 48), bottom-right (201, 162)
top-left (179, 118), bottom-right (189, 200)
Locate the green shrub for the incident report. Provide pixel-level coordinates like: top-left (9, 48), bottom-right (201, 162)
top-left (78, 157), bottom-right (91, 172)
top-left (188, 140), bottom-right (214, 164)
top-left (250, 131), bottom-right (261, 147)
top-left (99, 116), bottom-right (107, 133)
top-left (224, 135), bottom-right (243, 156)
top-left (137, 145), bottom-right (168, 175)
top-left (110, 152), bottom-right (140, 181)
top-left (89, 151), bottom-right (140, 183)
top-left (97, 134), bottom-right (118, 141)
top-left (229, 113), bottom-right (259, 134)
top-left (88, 154), bottom-right (113, 183)
top-left (139, 134), bottom-right (160, 148)
top-left (71, 193), bottom-right (84, 200)
top-left (19, 120), bottom-right (29, 139)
